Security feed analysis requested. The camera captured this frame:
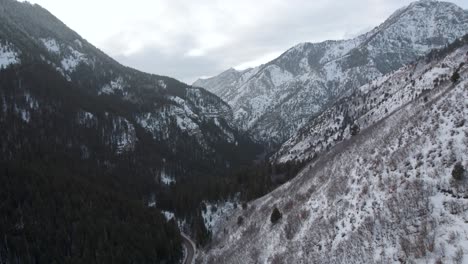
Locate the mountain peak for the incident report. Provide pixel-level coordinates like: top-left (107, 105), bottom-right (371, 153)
top-left (194, 0), bottom-right (468, 144)
top-left (389, 0), bottom-right (464, 20)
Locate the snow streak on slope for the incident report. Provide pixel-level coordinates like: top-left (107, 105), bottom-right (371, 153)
top-left (194, 0), bottom-right (468, 144)
top-left (198, 42), bottom-right (468, 264)
top-left (0, 43), bottom-right (19, 68)
top-left (60, 46), bottom-right (89, 72)
top-left (99, 77), bottom-right (126, 95)
top-left (40, 38), bottom-right (60, 54)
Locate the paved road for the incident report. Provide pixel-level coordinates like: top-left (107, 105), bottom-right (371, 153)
top-left (181, 233), bottom-right (196, 264)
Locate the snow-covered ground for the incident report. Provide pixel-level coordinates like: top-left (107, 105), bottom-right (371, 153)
top-left (202, 200), bottom-right (239, 234)
top-left (198, 39), bottom-right (468, 264)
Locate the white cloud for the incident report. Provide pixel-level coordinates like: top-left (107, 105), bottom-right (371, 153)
top-left (185, 49), bottom-right (205, 57)
top-left (19, 0), bottom-right (468, 83)
top-left (235, 51), bottom-right (283, 70)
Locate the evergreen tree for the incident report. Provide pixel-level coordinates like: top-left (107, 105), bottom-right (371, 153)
top-left (271, 207), bottom-right (282, 224)
top-left (451, 71), bottom-right (460, 83)
top-left (452, 162), bottom-right (465, 181)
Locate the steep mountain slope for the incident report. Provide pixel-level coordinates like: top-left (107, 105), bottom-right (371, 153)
top-left (194, 0), bottom-right (468, 144)
top-left (193, 67), bottom-right (259, 102)
top-left (0, 0), bottom-right (261, 261)
top-left (273, 35), bottom-right (467, 165)
top-left (0, 0), bottom-right (243, 151)
top-left (198, 36), bottom-right (468, 263)
top-left (0, 0), bottom-right (263, 187)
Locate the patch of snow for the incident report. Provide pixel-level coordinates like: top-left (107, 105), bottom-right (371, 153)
top-left (24, 92), bottom-right (39, 110)
top-left (40, 38), bottom-right (60, 54)
top-left (214, 118), bottom-right (235, 143)
top-left (100, 77), bottom-right (125, 95)
top-left (176, 115), bottom-right (199, 133)
top-left (0, 43), bottom-right (19, 68)
top-left (61, 47), bottom-right (88, 72)
top-left (77, 110), bottom-right (96, 126)
top-left (19, 109), bottom-right (30, 123)
top-left (162, 211), bottom-right (175, 221)
top-left (114, 117), bottom-right (136, 154)
top-left (202, 200), bottom-right (238, 233)
top-left (160, 169), bottom-right (176, 185)
top-left (158, 80), bottom-right (167, 89)
top-left (147, 193), bottom-right (157, 208)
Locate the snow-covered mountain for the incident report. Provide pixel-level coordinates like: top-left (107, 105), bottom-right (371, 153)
top-left (272, 36), bottom-right (467, 166)
top-left (194, 0), bottom-right (468, 144)
top-left (198, 34), bottom-right (468, 264)
top-left (0, 0), bottom-right (254, 162)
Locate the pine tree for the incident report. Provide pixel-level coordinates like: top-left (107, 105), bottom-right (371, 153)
top-left (452, 162), bottom-right (465, 181)
top-left (270, 207), bottom-right (282, 224)
top-left (451, 71), bottom-right (460, 83)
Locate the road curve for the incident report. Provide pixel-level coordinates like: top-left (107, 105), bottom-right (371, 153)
top-left (181, 233), bottom-right (196, 264)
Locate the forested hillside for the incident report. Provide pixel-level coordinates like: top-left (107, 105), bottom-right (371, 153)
top-left (0, 0), bottom-right (265, 261)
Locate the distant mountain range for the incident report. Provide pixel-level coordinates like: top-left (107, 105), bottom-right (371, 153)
top-left (194, 0), bottom-right (468, 144)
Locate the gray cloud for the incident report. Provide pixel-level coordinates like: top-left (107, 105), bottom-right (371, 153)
top-left (21, 0), bottom-right (468, 83)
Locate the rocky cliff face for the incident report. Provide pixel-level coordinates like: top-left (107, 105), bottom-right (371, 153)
top-left (194, 0), bottom-right (468, 144)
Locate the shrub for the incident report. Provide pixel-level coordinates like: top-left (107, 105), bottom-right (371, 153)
top-left (237, 216), bottom-right (244, 226)
top-left (270, 207), bottom-right (282, 224)
top-left (350, 124), bottom-right (360, 136)
top-left (454, 247), bottom-right (464, 264)
top-left (242, 202), bottom-right (248, 210)
top-left (452, 162), bottom-right (465, 181)
top-left (451, 71), bottom-right (460, 83)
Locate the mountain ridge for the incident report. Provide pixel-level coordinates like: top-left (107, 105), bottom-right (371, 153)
top-left (194, 0), bottom-right (468, 144)
top-left (198, 32), bottom-right (468, 264)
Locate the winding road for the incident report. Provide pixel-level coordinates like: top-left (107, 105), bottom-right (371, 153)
top-left (181, 233), bottom-right (196, 264)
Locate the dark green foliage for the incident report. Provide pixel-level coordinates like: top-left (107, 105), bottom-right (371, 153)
top-left (237, 216), bottom-right (244, 226)
top-left (452, 162), bottom-right (465, 181)
top-left (242, 203), bottom-right (248, 210)
top-left (270, 207), bottom-right (282, 224)
top-left (451, 71), bottom-right (460, 83)
top-left (0, 64), bottom-right (182, 263)
top-left (0, 162), bottom-right (182, 264)
top-left (350, 123), bottom-right (360, 136)
top-left (0, 58), bottom-right (265, 251)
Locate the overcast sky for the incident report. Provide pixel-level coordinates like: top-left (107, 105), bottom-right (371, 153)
top-left (20, 0), bottom-right (468, 83)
